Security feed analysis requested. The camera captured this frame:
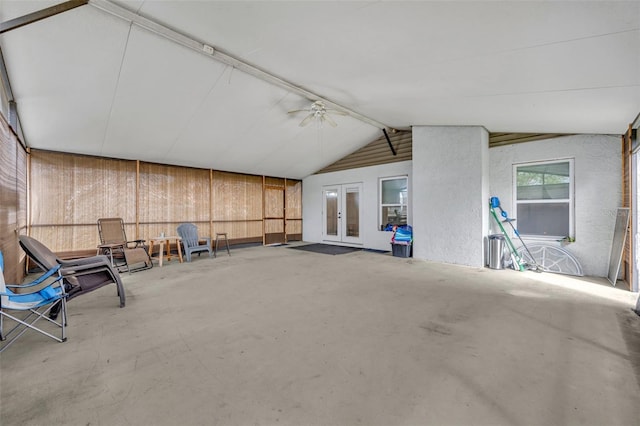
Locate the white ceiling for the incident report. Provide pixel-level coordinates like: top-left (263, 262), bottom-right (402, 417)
top-left (1, 0), bottom-right (639, 179)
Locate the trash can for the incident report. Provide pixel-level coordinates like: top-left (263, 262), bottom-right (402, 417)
top-left (391, 242), bottom-right (412, 258)
top-left (488, 234), bottom-right (505, 269)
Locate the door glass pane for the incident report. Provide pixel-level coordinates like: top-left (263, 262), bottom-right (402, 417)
top-left (325, 190), bottom-right (338, 236)
top-left (345, 189), bottom-right (359, 237)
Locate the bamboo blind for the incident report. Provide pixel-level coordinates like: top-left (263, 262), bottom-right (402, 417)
top-left (264, 188), bottom-right (284, 233)
top-left (211, 171), bottom-right (263, 240)
top-left (138, 162), bottom-right (210, 239)
top-left (265, 176), bottom-right (285, 188)
top-left (264, 177), bottom-right (285, 244)
top-left (16, 146), bottom-right (27, 236)
top-left (0, 114), bottom-right (26, 282)
top-left (286, 180), bottom-right (302, 239)
top-left (26, 149), bottom-right (301, 255)
top-left (30, 151), bottom-right (137, 252)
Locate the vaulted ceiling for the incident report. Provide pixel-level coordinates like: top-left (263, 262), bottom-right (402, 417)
top-left (1, 1), bottom-right (638, 179)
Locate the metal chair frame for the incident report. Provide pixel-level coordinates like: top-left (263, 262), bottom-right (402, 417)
top-left (97, 218), bottom-right (152, 273)
top-left (19, 235), bottom-right (126, 315)
top-left (0, 261), bottom-right (68, 353)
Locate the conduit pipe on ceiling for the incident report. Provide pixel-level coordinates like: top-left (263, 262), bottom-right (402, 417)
top-left (88, 0), bottom-right (394, 132)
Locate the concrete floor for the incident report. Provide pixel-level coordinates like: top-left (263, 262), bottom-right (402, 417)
top-left (1, 244), bottom-right (639, 425)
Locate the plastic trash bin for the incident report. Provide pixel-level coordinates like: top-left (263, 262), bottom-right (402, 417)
top-left (391, 242), bottom-right (412, 258)
top-left (488, 234), bottom-right (505, 269)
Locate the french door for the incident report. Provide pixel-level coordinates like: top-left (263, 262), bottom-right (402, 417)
top-left (322, 183), bottom-right (362, 244)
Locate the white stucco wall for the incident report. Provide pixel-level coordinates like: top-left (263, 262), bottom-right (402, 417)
top-left (489, 134), bottom-right (621, 277)
top-left (412, 126), bottom-right (489, 267)
top-left (302, 161), bottom-right (412, 250)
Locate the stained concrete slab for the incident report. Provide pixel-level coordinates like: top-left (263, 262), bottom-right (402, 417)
top-left (1, 245), bottom-right (639, 425)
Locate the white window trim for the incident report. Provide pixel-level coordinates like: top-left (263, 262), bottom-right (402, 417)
top-left (379, 175), bottom-right (409, 231)
top-left (512, 158), bottom-right (574, 240)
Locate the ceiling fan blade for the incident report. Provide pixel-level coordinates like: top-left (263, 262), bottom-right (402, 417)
top-left (288, 109), bottom-right (308, 114)
top-left (299, 113), bottom-right (315, 127)
top-left (323, 114), bottom-right (338, 127)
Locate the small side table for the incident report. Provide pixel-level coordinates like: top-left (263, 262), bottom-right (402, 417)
top-left (214, 233), bottom-right (231, 257)
top-left (148, 236), bottom-right (183, 267)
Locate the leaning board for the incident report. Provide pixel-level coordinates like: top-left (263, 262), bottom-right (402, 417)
top-left (607, 208), bottom-right (630, 286)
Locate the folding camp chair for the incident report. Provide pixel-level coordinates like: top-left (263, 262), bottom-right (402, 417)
top-left (19, 235), bottom-right (125, 319)
top-left (97, 218), bottom-right (152, 273)
top-left (0, 252), bottom-right (68, 353)
top-left (177, 223), bottom-right (213, 262)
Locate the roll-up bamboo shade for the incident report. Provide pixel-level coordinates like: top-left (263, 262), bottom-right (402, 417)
top-left (264, 187), bottom-right (284, 218)
top-left (16, 146), bottom-right (27, 235)
top-left (138, 162), bottom-right (210, 238)
top-left (212, 171), bottom-right (263, 239)
top-left (16, 146), bottom-right (27, 264)
top-left (265, 176), bottom-right (285, 188)
top-left (285, 180), bottom-right (302, 240)
top-left (31, 151), bottom-right (137, 224)
top-left (23, 150), bottom-right (301, 255)
top-left (286, 220), bottom-right (302, 235)
top-left (30, 151), bottom-right (137, 251)
top-left (264, 219), bottom-right (284, 234)
top-left (286, 180), bottom-right (302, 219)
top-left (0, 114), bottom-right (25, 282)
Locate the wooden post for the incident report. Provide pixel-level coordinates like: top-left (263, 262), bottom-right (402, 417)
top-left (135, 159), bottom-right (140, 239)
top-left (262, 175), bottom-right (266, 245)
top-left (209, 168), bottom-right (213, 238)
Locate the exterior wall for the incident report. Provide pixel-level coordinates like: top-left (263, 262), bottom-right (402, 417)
top-left (412, 126), bottom-right (489, 267)
top-left (304, 131), bottom-right (620, 279)
top-left (302, 161), bottom-right (412, 251)
top-left (490, 134), bottom-right (621, 277)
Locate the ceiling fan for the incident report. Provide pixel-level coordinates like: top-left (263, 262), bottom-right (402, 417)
top-left (288, 100), bottom-right (348, 127)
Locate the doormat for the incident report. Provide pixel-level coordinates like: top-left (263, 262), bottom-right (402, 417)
top-left (289, 243), bottom-right (361, 255)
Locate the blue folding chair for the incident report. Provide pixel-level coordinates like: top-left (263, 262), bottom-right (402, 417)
top-left (0, 251), bottom-right (68, 353)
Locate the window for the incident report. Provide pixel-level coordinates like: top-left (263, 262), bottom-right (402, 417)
top-left (514, 159), bottom-right (573, 238)
top-left (380, 176), bottom-right (408, 230)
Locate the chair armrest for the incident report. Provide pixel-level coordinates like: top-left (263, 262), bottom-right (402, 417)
top-left (58, 256), bottom-right (113, 275)
top-left (59, 263), bottom-right (109, 274)
top-left (201, 237), bottom-right (211, 244)
top-left (98, 243), bottom-right (125, 253)
top-left (59, 256), bottom-right (110, 267)
top-left (5, 265), bottom-right (63, 290)
top-left (125, 239), bottom-right (146, 248)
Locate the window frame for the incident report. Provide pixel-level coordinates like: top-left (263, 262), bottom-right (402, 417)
top-left (379, 175), bottom-right (409, 231)
top-left (512, 158), bottom-right (574, 240)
